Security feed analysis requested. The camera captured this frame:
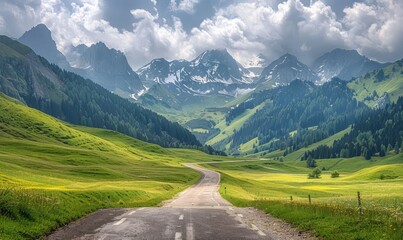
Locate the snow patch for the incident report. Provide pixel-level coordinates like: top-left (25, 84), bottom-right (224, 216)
top-left (164, 74), bottom-right (176, 84)
top-left (192, 75), bottom-right (207, 83)
top-left (235, 87), bottom-right (255, 97)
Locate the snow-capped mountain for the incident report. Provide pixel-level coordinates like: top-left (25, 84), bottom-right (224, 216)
top-left (137, 58), bottom-right (188, 88)
top-left (190, 49), bottom-right (252, 84)
top-left (69, 42), bottom-right (145, 99)
top-left (258, 53), bottom-right (318, 87)
top-left (18, 24), bottom-right (70, 69)
top-left (245, 53), bottom-right (269, 76)
top-left (312, 48), bottom-right (385, 84)
top-left (137, 49), bottom-right (255, 100)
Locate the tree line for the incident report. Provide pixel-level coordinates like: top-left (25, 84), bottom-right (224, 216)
top-left (227, 79), bottom-right (368, 154)
top-left (302, 97), bottom-right (403, 160)
top-left (0, 38), bottom-right (203, 149)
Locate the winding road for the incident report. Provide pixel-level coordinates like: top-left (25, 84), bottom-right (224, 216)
top-left (46, 163), bottom-right (313, 240)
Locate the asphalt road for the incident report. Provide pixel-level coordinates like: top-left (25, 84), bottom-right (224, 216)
top-left (47, 163), bottom-right (313, 240)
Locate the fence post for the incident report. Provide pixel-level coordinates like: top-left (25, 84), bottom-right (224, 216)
top-left (308, 194), bottom-right (311, 204)
top-left (108, 195), bottom-right (110, 206)
top-left (357, 191), bottom-right (362, 215)
top-left (290, 196), bottom-right (293, 201)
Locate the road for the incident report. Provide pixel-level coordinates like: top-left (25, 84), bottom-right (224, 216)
top-left (47, 163), bottom-right (313, 240)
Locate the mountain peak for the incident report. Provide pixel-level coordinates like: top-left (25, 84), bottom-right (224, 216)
top-left (259, 53), bottom-right (318, 86)
top-left (152, 58), bottom-right (169, 64)
top-left (312, 48), bottom-right (383, 83)
top-left (68, 40), bottom-right (145, 96)
top-left (208, 48), bottom-right (228, 54)
top-left (18, 24), bottom-right (70, 69)
top-left (195, 48), bottom-right (232, 64)
top-left (93, 41), bottom-right (108, 49)
top-left (19, 24), bottom-right (52, 44)
top-left (327, 48), bottom-right (362, 58)
top-left (279, 53), bottom-right (298, 61)
top-left (31, 24), bottom-right (51, 34)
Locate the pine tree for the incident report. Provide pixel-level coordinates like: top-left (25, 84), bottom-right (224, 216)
top-left (380, 144), bottom-right (386, 157)
top-left (394, 142), bottom-right (400, 154)
top-left (306, 155), bottom-right (317, 168)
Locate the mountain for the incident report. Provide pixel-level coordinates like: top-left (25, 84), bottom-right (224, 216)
top-left (189, 49), bottom-right (251, 83)
top-left (137, 49), bottom-right (255, 111)
top-left (348, 59), bottom-right (403, 107)
top-left (18, 24), bottom-right (70, 69)
top-left (69, 42), bottom-right (146, 99)
top-left (258, 53), bottom-right (318, 88)
top-left (18, 24), bottom-right (145, 99)
top-left (0, 35), bottom-right (200, 148)
top-left (207, 79), bottom-right (368, 154)
top-left (245, 53), bottom-right (269, 76)
top-left (312, 48), bottom-right (385, 83)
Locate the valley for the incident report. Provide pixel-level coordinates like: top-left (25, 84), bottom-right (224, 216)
top-left (0, 92), bottom-right (203, 239)
top-left (1, 6), bottom-right (403, 240)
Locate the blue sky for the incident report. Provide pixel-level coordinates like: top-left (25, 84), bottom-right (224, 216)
top-left (0, 0), bottom-right (402, 69)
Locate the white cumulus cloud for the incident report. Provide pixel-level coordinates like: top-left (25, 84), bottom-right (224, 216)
top-left (170, 0), bottom-right (200, 13)
top-left (0, 0), bottom-right (402, 69)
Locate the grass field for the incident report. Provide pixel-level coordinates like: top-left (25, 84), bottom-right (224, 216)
top-left (203, 153), bottom-right (403, 239)
top-left (0, 93), bottom-right (226, 239)
top-left (1, 91), bottom-right (403, 239)
top-left (348, 61), bottom-right (403, 107)
top-left (206, 102), bottom-right (265, 146)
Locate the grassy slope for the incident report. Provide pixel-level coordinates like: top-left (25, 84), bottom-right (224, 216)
top-left (348, 61), bottom-right (403, 107)
top-left (239, 137), bottom-right (259, 154)
top-left (2, 81), bottom-right (402, 240)
top-left (284, 127), bottom-right (351, 162)
top-left (0, 93), bottom-right (224, 239)
top-left (203, 143), bottom-right (403, 239)
top-left (149, 90), bottom-right (261, 147)
top-left (206, 102), bottom-right (265, 146)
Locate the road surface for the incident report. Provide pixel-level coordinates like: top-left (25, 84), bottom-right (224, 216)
top-left (47, 163), bottom-right (313, 240)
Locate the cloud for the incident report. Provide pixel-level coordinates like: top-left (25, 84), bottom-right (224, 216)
top-left (0, 0), bottom-right (41, 37)
top-left (188, 0), bottom-right (346, 65)
top-left (342, 0), bottom-right (403, 62)
top-left (0, 0), bottom-right (402, 69)
top-left (170, 0), bottom-right (200, 13)
top-left (126, 9), bottom-right (190, 65)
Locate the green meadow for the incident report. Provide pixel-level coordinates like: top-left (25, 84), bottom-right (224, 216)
top-left (0, 93), bottom-right (219, 239)
top-left (1, 92), bottom-right (403, 240)
top-left (203, 153), bottom-right (403, 239)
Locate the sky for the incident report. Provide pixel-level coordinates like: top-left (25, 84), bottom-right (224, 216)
top-left (0, 0), bottom-right (402, 69)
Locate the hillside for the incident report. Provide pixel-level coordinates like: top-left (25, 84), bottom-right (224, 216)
top-left (206, 79), bottom-right (368, 155)
top-left (348, 59), bottom-right (403, 107)
top-left (0, 35), bottom-right (200, 148)
top-left (303, 97), bottom-right (403, 160)
top-left (0, 92), bottom-right (223, 239)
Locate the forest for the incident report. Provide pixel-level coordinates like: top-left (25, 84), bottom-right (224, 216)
top-left (228, 79), bottom-right (368, 153)
top-left (0, 37), bottom-right (201, 148)
top-left (302, 97), bottom-right (403, 160)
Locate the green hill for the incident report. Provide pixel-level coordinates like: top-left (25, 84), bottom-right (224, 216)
top-left (0, 93), bottom-right (212, 239)
top-left (0, 35), bottom-right (200, 149)
top-left (348, 59), bottom-right (403, 107)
